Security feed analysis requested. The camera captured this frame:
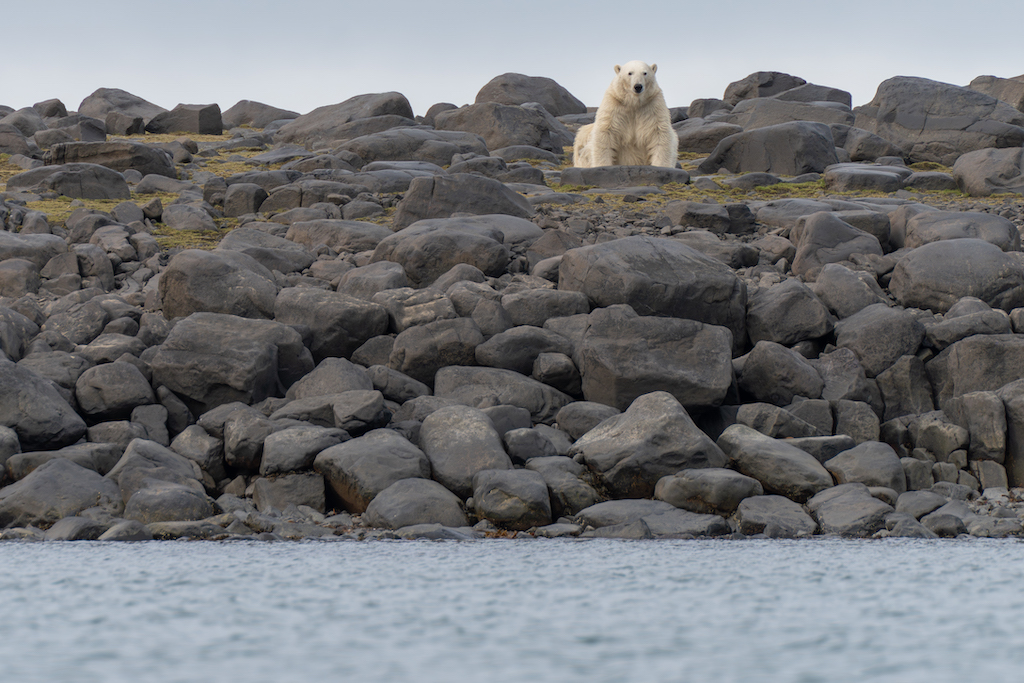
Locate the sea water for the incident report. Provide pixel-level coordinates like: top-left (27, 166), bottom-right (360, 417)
top-left (2, 537), bottom-right (1024, 683)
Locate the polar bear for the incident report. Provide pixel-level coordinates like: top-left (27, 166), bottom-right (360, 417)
top-left (573, 61), bottom-right (679, 169)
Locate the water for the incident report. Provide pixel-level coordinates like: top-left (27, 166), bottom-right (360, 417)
top-left (2, 538), bottom-right (1024, 683)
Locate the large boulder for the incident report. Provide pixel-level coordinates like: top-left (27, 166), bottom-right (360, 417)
top-left (274, 286), bottom-right (389, 361)
top-left (216, 228), bottom-right (316, 274)
top-left (558, 236), bottom-right (747, 350)
top-left (221, 99), bottom-right (300, 129)
top-left (734, 495), bottom-right (818, 538)
top-left (433, 366), bottom-right (572, 424)
top-left (159, 249), bottom-right (278, 320)
top-left (569, 391), bottom-right (728, 499)
top-left (146, 103), bottom-right (223, 135)
top-left (889, 239), bottom-right (1024, 313)
top-left (806, 483), bottom-right (894, 537)
top-left (969, 74), bottom-right (1024, 111)
top-left (314, 429), bottom-right (431, 513)
top-left (824, 442), bottom-right (907, 494)
top-left (745, 278), bottom-right (833, 346)
top-left (576, 305), bottom-right (734, 411)
top-left (285, 219), bottom-right (392, 255)
top-left (790, 211), bottom-right (883, 279)
top-left (833, 304), bottom-right (925, 377)
top-left (0, 458), bottom-right (122, 528)
top-left (78, 87), bottom-right (166, 124)
top-left (146, 312), bottom-right (313, 413)
top-left (724, 71), bottom-right (807, 106)
top-left (903, 210), bottom-right (1020, 251)
top-left (0, 360), bottom-right (87, 450)
top-left (654, 468), bottom-right (764, 516)
top-left (388, 318), bottom-right (484, 386)
top-left (697, 121), bottom-right (840, 175)
top-left (392, 174), bottom-right (533, 229)
top-left (952, 147), bottom-right (1024, 197)
top-left (333, 128), bottom-right (488, 168)
top-left (372, 217), bottom-right (513, 286)
top-left (362, 478), bottom-right (470, 530)
top-left (434, 102), bottom-right (572, 153)
top-left (418, 404), bottom-right (513, 498)
top-left (475, 73), bottom-right (586, 116)
top-left (472, 468), bottom-right (552, 530)
top-left (717, 424), bottom-right (834, 503)
top-left (45, 141), bottom-right (176, 178)
top-left (5, 163), bottom-right (130, 200)
top-left (273, 92), bottom-right (414, 148)
top-left (854, 76), bottom-right (1024, 165)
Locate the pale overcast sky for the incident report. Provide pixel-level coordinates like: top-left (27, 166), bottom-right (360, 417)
top-left (2, 0), bottom-right (1021, 117)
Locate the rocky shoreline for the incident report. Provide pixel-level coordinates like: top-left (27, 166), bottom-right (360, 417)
top-left (2, 71), bottom-right (1024, 542)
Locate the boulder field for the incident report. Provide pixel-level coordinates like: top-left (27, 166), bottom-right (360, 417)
top-left (2, 71), bottom-right (1024, 542)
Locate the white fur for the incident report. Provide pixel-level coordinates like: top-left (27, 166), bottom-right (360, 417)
top-left (573, 60), bottom-right (679, 168)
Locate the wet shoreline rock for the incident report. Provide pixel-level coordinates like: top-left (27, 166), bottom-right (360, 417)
top-left (3, 71), bottom-right (1024, 542)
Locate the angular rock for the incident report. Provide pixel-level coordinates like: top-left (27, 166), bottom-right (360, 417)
top-left (697, 121), bottom-right (840, 175)
top-left (738, 340), bottom-right (824, 406)
top-left (0, 360), bottom-right (87, 450)
top-left (717, 424), bottom-right (834, 503)
top-left (734, 495), bottom-right (817, 538)
top-left (559, 236), bottom-right (747, 349)
top-left (475, 73), bottom-right (586, 116)
top-left (434, 102), bottom-right (571, 153)
top-left (260, 425), bottom-right (348, 476)
top-left (159, 249), bottom-right (278, 320)
top-left (834, 304), bottom-right (925, 377)
top-left (0, 458), bottom-right (122, 528)
top-left (45, 141), bottom-right (176, 178)
top-left (569, 391), bottom-right (727, 499)
top-left (273, 92), bottom-right (414, 148)
top-left (418, 404), bottom-right (512, 498)
top-left (953, 146), bottom-right (1024, 197)
top-left (806, 483), bottom-right (894, 537)
top-left (824, 441), bottom-right (907, 494)
top-left (274, 286), bottom-right (389, 362)
top-left (433, 365), bottom-right (571, 425)
top-left (791, 211), bottom-right (884, 279)
top-left (392, 174), bottom-right (533, 229)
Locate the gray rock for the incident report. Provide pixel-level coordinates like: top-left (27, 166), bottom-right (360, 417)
top-left (734, 495), bottom-right (817, 538)
top-left (854, 76), bottom-right (1024, 165)
top-left (655, 468), bottom-right (764, 515)
top-left (333, 128), bottom-right (488, 168)
top-left (554, 401), bottom-right (620, 440)
top-left (574, 499), bottom-right (676, 527)
top-left (387, 317), bottom-right (483, 387)
top-left (0, 458), bottom-right (122, 528)
top-left (217, 228), bottom-right (315, 274)
top-left (953, 147), bottom-right (1024, 197)
top-left (825, 441), bottom-right (907, 494)
top-left (674, 118), bottom-right (744, 154)
top-left (640, 508), bottom-right (732, 538)
top-left (435, 102), bottom-right (571, 153)
top-left (159, 249), bottom-right (278, 320)
top-left (736, 403), bottom-right (823, 438)
top-left (251, 473), bottom-right (325, 514)
top-left (524, 456), bottom-right (602, 518)
top-left (123, 480), bottom-right (215, 524)
top-left (724, 71), bottom-right (807, 105)
top-left (749, 276), bottom-right (835, 344)
top-left (904, 210), bottom-right (1020, 251)
top-left (890, 239), bottom-right (1024, 313)
top-left (285, 219), bottom-right (392, 254)
top-left (222, 100), bottom-right (299, 129)
top-left (418, 404), bottom-right (512, 498)
top-left (895, 490), bottom-right (948, 519)
top-left (362, 477), bottom-right (470, 529)
top-left (78, 87), bottom-right (166, 124)
top-left (392, 174), bottom-right (533, 230)
top-left (433, 365), bottom-right (573, 425)
top-left (472, 468), bottom-right (552, 530)
top-left (146, 312), bottom-right (313, 414)
top-left (475, 73), bottom-right (586, 116)
top-left (475, 326), bottom-right (573, 376)
top-left (569, 391), bottom-right (727, 499)
top-left (728, 98), bottom-right (854, 130)
top-left (261, 425), bottom-right (349, 476)
top-left (0, 360), bottom-right (87, 450)
top-left (559, 236), bottom-right (747, 350)
top-left (314, 429), bottom-right (430, 513)
top-left (273, 92), bottom-right (414, 148)
top-left (372, 216), bottom-right (512, 285)
top-left (6, 163), bottom-right (131, 200)
top-left (944, 390), bottom-right (1006, 462)
top-left (6, 443), bottom-right (121, 482)
top-left (790, 211), bottom-right (884, 279)
top-left (337, 262), bottom-right (410, 301)
top-left (717, 424), bottom-right (834, 503)
top-left (559, 166), bottom-right (691, 188)
top-left (285, 357), bottom-right (373, 400)
top-left (806, 483), bottom-right (893, 537)
top-left (834, 304), bottom-right (925, 377)
top-left (97, 519), bottom-right (154, 541)
top-left (46, 141), bottom-right (175, 179)
top-left (274, 286), bottom-right (389, 362)
top-left (737, 340), bottom-right (824, 406)
top-left (75, 361), bottom-right (156, 420)
top-left (577, 305), bottom-right (734, 411)
top-left (697, 121), bottom-right (839, 176)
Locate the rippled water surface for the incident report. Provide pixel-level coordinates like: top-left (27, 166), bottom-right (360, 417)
top-left (3, 538), bottom-right (1024, 682)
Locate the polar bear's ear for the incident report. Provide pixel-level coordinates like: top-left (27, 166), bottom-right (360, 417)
top-left (651, 64), bottom-right (658, 73)
top-left (614, 65), bottom-right (621, 75)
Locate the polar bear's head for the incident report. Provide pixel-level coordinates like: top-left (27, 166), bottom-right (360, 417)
top-left (614, 61), bottom-right (659, 99)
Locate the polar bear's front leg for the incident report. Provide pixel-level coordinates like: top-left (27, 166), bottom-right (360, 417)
top-left (590, 127), bottom-right (616, 167)
top-left (649, 128), bottom-right (679, 168)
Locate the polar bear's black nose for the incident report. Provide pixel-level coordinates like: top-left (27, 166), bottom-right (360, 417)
top-left (633, 84), bottom-right (644, 94)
